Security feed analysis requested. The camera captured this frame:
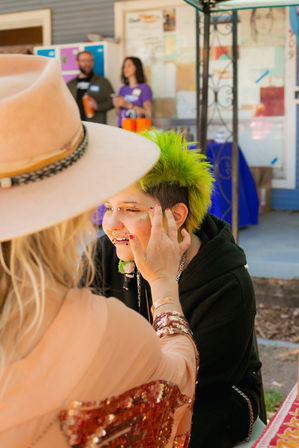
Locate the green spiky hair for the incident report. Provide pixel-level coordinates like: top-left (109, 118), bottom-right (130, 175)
top-left (138, 129), bottom-right (214, 233)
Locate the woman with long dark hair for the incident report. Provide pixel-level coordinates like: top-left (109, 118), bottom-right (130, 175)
top-left (113, 56), bottom-right (153, 127)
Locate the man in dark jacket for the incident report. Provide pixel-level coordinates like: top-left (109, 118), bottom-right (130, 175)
top-left (67, 50), bottom-right (114, 124)
top-left (87, 130), bottom-right (263, 447)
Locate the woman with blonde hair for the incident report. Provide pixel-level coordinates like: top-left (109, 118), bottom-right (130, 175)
top-left (0, 54), bottom-right (197, 447)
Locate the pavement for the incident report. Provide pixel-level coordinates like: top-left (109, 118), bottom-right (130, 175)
top-left (238, 210), bottom-right (299, 280)
top-left (238, 211), bottom-right (299, 403)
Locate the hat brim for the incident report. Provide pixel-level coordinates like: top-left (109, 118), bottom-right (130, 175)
top-left (0, 122), bottom-right (160, 242)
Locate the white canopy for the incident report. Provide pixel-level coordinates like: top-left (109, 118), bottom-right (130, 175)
top-left (184, 0), bottom-right (299, 12)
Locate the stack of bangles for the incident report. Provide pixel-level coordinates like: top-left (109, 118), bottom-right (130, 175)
top-left (151, 297), bottom-right (199, 366)
top-left (153, 310), bottom-right (192, 338)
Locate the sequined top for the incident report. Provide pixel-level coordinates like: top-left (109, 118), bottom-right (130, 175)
top-left (59, 380), bottom-right (192, 447)
top-left (0, 289), bottom-right (197, 447)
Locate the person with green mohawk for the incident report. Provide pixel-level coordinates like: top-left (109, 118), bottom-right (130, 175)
top-left (89, 130), bottom-right (262, 447)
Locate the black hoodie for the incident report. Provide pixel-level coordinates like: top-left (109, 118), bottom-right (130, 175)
top-left (90, 214), bottom-right (262, 447)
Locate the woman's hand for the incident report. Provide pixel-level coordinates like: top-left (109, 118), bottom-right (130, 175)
top-left (143, 100), bottom-right (152, 118)
top-left (112, 96), bottom-right (126, 108)
top-left (128, 205), bottom-right (191, 286)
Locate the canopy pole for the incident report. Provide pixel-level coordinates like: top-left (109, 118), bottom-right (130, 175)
top-left (196, 9), bottom-right (201, 148)
top-left (200, 3), bottom-right (210, 154)
top-left (232, 10), bottom-right (239, 242)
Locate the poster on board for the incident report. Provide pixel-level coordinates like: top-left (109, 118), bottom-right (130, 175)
top-left (126, 10), bottom-right (164, 65)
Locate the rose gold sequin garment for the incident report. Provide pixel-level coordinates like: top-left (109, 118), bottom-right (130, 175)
top-left (59, 380), bottom-right (192, 447)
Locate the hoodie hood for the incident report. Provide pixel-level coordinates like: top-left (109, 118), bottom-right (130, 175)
top-left (181, 214), bottom-right (247, 290)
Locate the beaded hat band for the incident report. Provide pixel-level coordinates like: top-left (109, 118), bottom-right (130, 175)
top-left (0, 125), bottom-right (88, 189)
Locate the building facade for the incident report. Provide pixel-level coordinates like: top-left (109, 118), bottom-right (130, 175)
top-left (0, 0), bottom-right (298, 210)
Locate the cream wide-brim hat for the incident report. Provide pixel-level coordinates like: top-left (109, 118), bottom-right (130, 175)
top-left (0, 54), bottom-right (159, 242)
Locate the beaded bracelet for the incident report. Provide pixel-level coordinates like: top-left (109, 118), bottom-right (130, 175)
top-left (153, 311), bottom-right (193, 339)
top-left (153, 311), bottom-right (199, 369)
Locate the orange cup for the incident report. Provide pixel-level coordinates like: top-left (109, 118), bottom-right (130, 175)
top-left (136, 117), bottom-right (151, 132)
top-left (121, 118), bottom-right (137, 132)
top-left (82, 94), bottom-right (95, 118)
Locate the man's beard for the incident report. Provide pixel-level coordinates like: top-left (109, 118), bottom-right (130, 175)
top-left (79, 66), bottom-right (93, 77)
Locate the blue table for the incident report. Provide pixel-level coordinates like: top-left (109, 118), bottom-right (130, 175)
top-left (206, 141), bottom-right (259, 227)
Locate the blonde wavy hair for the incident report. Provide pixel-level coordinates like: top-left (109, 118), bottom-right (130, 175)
top-left (0, 212), bottom-right (97, 372)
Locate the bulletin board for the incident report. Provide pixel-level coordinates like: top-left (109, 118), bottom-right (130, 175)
top-left (115, 1), bottom-right (293, 185)
top-left (115, 0), bottom-right (197, 120)
top-left (115, 2), bottom-right (286, 123)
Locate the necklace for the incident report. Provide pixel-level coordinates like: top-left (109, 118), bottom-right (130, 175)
top-left (136, 251), bottom-right (187, 314)
top-left (176, 252), bottom-right (187, 282)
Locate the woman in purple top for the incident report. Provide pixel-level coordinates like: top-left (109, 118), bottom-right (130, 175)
top-left (113, 57), bottom-right (153, 127)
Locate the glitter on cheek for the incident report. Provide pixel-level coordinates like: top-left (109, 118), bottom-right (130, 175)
top-left (139, 213), bottom-right (149, 221)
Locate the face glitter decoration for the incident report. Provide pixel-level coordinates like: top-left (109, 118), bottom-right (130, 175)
top-left (139, 212), bottom-right (149, 221)
top-left (102, 185), bottom-right (156, 261)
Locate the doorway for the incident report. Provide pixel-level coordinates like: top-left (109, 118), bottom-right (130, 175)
top-left (0, 9), bottom-right (51, 54)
